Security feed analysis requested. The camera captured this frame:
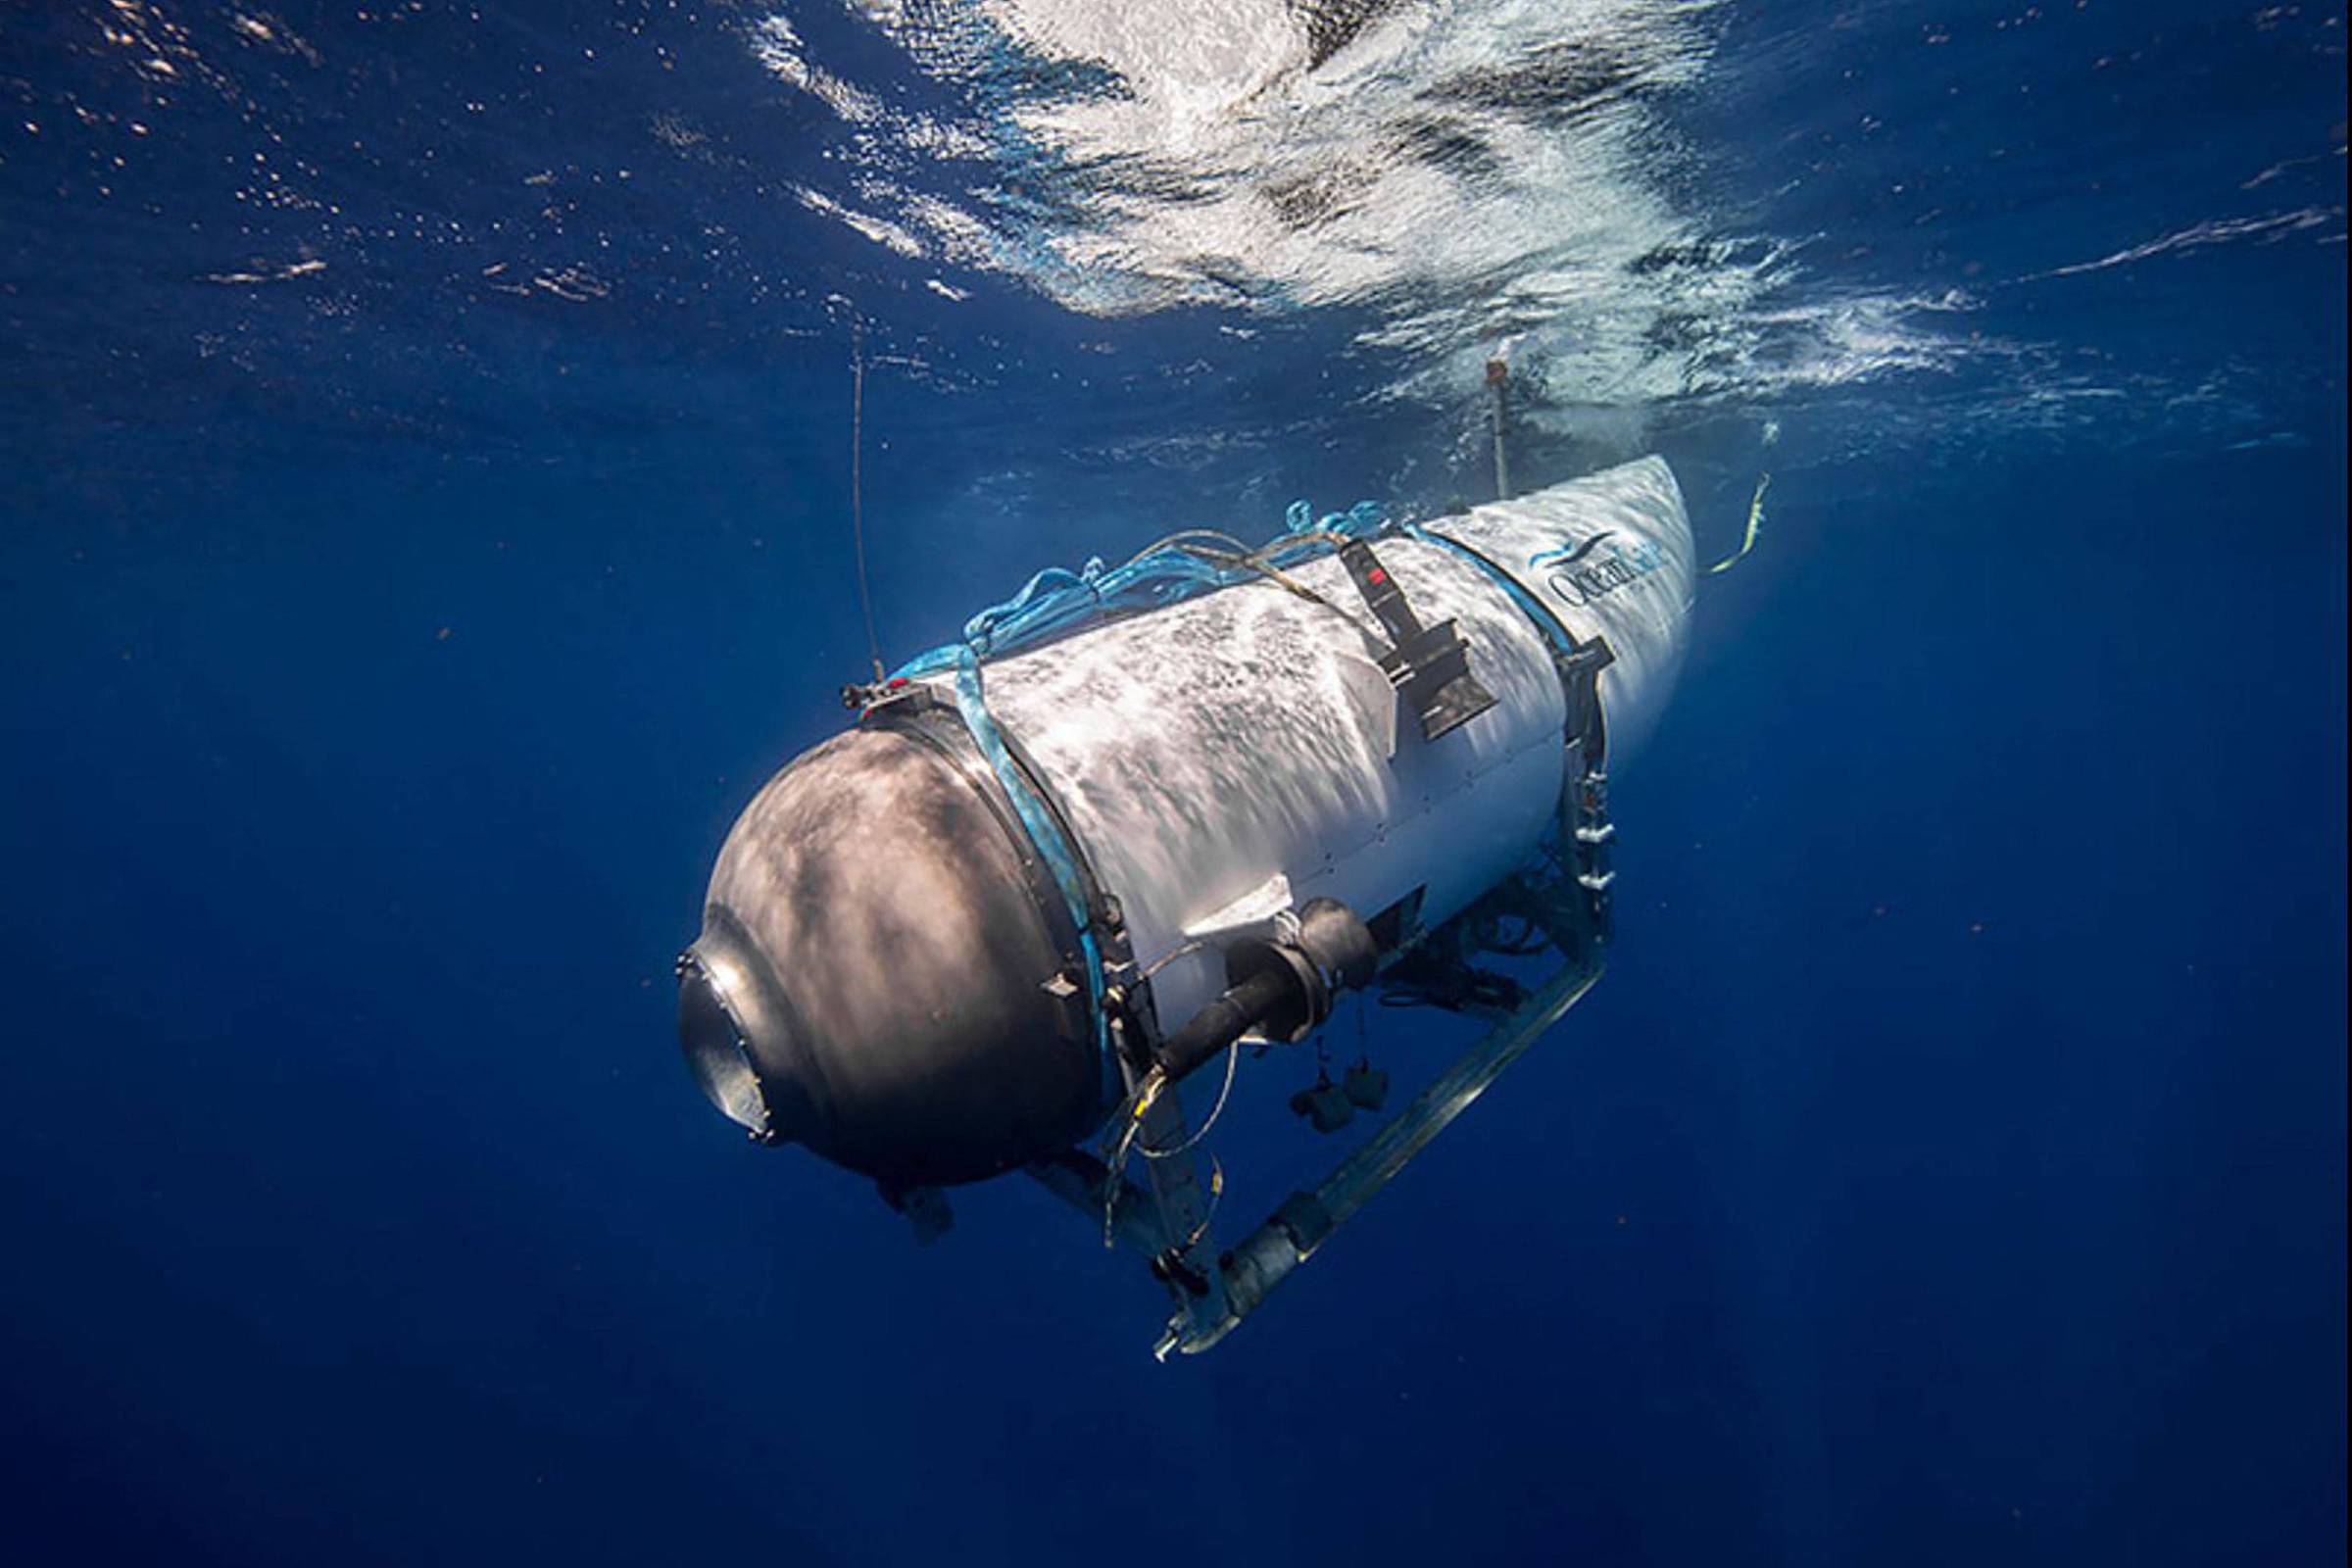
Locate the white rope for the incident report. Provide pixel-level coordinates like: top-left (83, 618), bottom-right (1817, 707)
top-left (1704, 472), bottom-right (1770, 576)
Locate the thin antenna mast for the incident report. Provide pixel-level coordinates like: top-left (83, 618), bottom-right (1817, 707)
top-left (850, 315), bottom-right (886, 683)
top-left (1485, 355), bottom-right (1511, 501)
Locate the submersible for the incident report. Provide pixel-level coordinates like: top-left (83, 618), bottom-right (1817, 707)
top-left (678, 457), bottom-right (1694, 1354)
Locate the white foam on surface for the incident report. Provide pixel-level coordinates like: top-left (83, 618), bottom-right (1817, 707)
top-left (745, 0), bottom-right (1978, 431)
top-left (739, 1), bottom-right (2343, 466)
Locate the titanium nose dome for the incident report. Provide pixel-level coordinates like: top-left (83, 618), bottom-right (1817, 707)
top-left (677, 722), bottom-right (1104, 1188)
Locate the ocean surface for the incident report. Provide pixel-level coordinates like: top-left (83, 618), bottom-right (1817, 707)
top-left (1, 3), bottom-right (2344, 1564)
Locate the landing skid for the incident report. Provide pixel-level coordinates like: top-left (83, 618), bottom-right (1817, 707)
top-left (1031, 737), bottom-right (1618, 1358)
top-left (1030, 833), bottom-right (1611, 1356)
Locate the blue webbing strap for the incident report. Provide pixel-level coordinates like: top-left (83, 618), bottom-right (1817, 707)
top-left (948, 646), bottom-right (1117, 1096)
top-left (891, 501), bottom-right (1390, 1101)
top-left (893, 502), bottom-right (1386, 682)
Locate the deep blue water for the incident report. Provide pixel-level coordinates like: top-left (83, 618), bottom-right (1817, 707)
top-left (2, 3), bottom-right (2344, 1564)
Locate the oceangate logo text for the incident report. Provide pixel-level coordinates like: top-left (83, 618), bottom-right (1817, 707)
top-left (1529, 530), bottom-right (1665, 608)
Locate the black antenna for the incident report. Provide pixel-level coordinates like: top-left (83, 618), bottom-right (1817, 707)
top-left (1485, 355), bottom-right (1511, 501)
top-left (850, 315), bottom-right (885, 683)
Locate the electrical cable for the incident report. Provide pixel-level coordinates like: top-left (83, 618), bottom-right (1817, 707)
top-left (1139, 1042), bottom-right (1241, 1161)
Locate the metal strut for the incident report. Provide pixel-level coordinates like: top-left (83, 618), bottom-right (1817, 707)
top-left (1486, 356), bottom-right (1511, 502)
top-left (1203, 942), bottom-right (1605, 1350)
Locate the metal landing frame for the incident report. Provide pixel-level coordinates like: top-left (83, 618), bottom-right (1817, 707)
top-left (1028, 741), bottom-right (1616, 1359)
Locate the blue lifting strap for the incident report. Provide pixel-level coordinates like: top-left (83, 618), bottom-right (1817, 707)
top-left (947, 646), bottom-right (1117, 1096)
top-left (1404, 522), bottom-right (1582, 666)
top-left (883, 500), bottom-right (1391, 1102)
top-left (1406, 520), bottom-right (1617, 771)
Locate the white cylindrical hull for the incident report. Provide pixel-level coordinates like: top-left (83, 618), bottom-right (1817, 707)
top-left (947, 457), bottom-right (1694, 1032)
